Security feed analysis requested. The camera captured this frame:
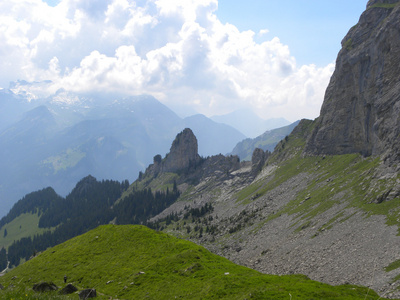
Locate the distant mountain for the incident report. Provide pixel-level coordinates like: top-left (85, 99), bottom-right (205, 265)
top-left (230, 120), bottom-right (300, 161)
top-left (184, 114), bottom-right (246, 156)
top-left (0, 89), bottom-right (37, 132)
top-left (211, 109), bottom-right (290, 138)
top-left (0, 93), bottom-right (245, 216)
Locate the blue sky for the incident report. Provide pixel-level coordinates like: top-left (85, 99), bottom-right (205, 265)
top-left (216, 0), bottom-right (367, 66)
top-left (1, 0), bottom-right (369, 122)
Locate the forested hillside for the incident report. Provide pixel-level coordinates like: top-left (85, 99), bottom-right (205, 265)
top-left (0, 175), bottom-right (180, 267)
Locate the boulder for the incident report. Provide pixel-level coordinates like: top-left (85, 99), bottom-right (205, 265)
top-left (59, 283), bottom-right (78, 295)
top-left (32, 282), bottom-right (58, 292)
top-left (79, 288), bottom-right (97, 299)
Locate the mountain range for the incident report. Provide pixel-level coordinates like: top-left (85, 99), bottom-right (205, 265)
top-left (230, 120), bottom-right (300, 161)
top-left (211, 109), bottom-right (290, 138)
top-left (0, 90), bottom-right (269, 216)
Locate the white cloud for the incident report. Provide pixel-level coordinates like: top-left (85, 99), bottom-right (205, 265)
top-left (0, 0), bottom-right (334, 122)
top-left (258, 28), bottom-right (269, 36)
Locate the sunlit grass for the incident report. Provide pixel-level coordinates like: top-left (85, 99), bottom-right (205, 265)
top-left (0, 225), bottom-right (381, 299)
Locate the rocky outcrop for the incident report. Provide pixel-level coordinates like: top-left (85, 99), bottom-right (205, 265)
top-left (79, 288), bottom-right (96, 299)
top-left (199, 154), bottom-right (241, 179)
top-left (162, 128), bottom-right (202, 173)
top-left (305, 1), bottom-right (400, 163)
top-left (59, 283), bottom-right (78, 295)
top-left (145, 128), bottom-right (202, 176)
top-left (33, 282), bottom-right (58, 292)
top-left (251, 148), bottom-right (269, 174)
top-left (142, 128), bottom-right (245, 192)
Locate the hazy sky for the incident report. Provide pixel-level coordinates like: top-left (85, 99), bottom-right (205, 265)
top-left (1, 0), bottom-right (367, 122)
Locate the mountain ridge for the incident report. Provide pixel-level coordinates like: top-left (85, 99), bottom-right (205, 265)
top-left (211, 109), bottom-right (290, 138)
top-left (230, 120), bottom-right (300, 161)
top-left (0, 93), bottom-right (246, 216)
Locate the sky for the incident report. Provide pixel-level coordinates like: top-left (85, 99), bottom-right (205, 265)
top-left (0, 0), bottom-right (367, 122)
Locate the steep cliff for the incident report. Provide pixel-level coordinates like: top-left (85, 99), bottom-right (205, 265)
top-left (143, 128), bottom-right (243, 182)
top-left (305, 0), bottom-right (400, 163)
top-left (145, 128), bottom-right (202, 176)
top-left (162, 128), bottom-right (202, 173)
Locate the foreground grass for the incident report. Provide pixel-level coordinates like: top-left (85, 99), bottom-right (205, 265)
top-left (0, 225), bottom-right (381, 299)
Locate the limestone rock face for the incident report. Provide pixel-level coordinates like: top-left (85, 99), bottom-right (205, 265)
top-left (199, 154), bottom-right (240, 179)
top-left (162, 128), bottom-right (201, 173)
top-left (305, 1), bottom-right (400, 162)
top-left (145, 128), bottom-right (202, 176)
top-left (143, 128), bottom-right (243, 184)
top-left (251, 148), bottom-right (268, 174)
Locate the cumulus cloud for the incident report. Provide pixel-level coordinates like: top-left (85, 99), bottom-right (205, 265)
top-left (258, 29), bottom-right (270, 36)
top-left (0, 0), bottom-right (334, 121)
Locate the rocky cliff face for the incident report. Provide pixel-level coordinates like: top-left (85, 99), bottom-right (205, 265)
top-left (162, 128), bottom-right (202, 173)
top-left (251, 148), bottom-right (269, 174)
top-left (145, 128), bottom-right (202, 176)
top-left (305, 0), bottom-right (400, 163)
top-left (144, 128), bottom-right (247, 185)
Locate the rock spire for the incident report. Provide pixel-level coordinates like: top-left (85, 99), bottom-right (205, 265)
top-left (162, 128), bottom-right (201, 173)
top-left (145, 128), bottom-right (202, 176)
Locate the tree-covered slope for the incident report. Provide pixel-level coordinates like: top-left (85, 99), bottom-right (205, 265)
top-left (0, 174), bottom-right (180, 268)
top-left (0, 224), bottom-right (381, 299)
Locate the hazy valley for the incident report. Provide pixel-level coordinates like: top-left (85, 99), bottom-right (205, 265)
top-left (0, 89), bottom-right (291, 216)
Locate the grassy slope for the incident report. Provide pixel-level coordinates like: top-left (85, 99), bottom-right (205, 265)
top-left (42, 148), bottom-right (86, 174)
top-left (0, 212), bottom-right (51, 249)
top-left (0, 224), bottom-right (380, 299)
top-left (368, 3), bottom-right (400, 9)
top-left (0, 170), bottom-right (178, 251)
top-left (235, 124), bottom-right (400, 232)
top-left (231, 120), bottom-right (400, 278)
